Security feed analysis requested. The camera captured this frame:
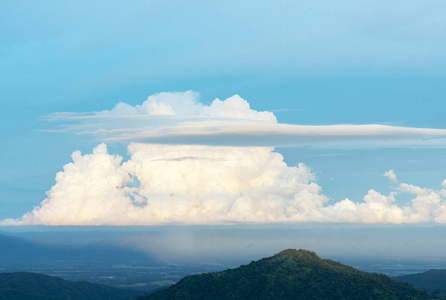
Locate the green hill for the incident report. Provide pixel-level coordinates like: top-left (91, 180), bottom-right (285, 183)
top-left (141, 249), bottom-right (438, 300)
top-left (395, 269), bottom-right (446, 299)
top-left (0, 272), bottom-right (143, 300)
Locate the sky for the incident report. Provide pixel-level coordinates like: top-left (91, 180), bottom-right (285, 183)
top-left (1, 1), bottom-right (446, 226)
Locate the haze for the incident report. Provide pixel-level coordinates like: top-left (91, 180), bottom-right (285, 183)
top-left (1, 0), bottom-right (446, 288)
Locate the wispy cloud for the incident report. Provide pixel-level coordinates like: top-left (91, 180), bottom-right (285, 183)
top-left (42, 91), bottom-right (446, 148)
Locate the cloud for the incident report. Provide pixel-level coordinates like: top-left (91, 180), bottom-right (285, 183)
top-left (5, 91), bottom-right (445, 226)
top-left (14, 144), bottom-right (138, 226)
top-left (43, 91), bottom-right (446, 148)
top-left (5, 144), bottom-right (325, 225)
top-left (4, 143), bottom-right (446, 226)
top-left (384, 169), bottom-right (397, 182)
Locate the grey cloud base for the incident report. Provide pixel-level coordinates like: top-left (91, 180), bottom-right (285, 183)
top-left (45, 91), bottom-right (446, 148)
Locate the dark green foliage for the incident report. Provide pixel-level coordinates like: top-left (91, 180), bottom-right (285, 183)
top-left (0, 272), bottom-right (143, 300)
top-left (142, 249), bottom-right (438, 300)
top-left (396, 269), bottom-right (446, 298)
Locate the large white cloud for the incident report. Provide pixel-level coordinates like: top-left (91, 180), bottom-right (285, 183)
top-left (4, 91), bottom-right (445, 225)
top-left (44, 91), bottom-right (446, 148)
top-left (6, 144), bottom-right (325, 225)
top-left (16, 144), bottom-right (139, 225)
top-left (3, 144), bottom-right (446, 226)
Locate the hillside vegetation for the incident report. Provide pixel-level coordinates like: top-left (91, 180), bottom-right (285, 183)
top-left (142, 249), bottom-right (438, 300)
top-left (396, 269), bottom-right (446, 299)
top-left (0, 272), bottom-right (142, 300)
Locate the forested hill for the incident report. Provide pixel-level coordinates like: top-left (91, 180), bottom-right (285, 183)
top-left (0, 272), bottom-right (143, 300)
top-left (142, 249), bottom-right (438, 300)
top-left (396, 269), bottom-right (446, 298)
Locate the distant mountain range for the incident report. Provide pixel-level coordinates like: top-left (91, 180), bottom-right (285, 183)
top-left (0, 233), bottom-right (153, 265)
top-left (142, 249), bottom-right (439, 300)
top-left (1, 245), bottom-right (444, 300)
top-left (396, 269), bottom-right (446, 299)
top-left (0, 272), bottom-right (144, 300)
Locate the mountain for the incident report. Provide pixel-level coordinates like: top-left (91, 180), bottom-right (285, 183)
top-left (0, 233), bottom-right (152, 265)
top-left (395, 269), bottom-right (446, 298)
top-left (141, 249), bottom-right (438, 300)
top-left (0, 272), bottom-right (144, 300)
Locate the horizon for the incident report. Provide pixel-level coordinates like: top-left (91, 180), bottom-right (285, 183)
top-left (2, 1), bottom-right (446, 294)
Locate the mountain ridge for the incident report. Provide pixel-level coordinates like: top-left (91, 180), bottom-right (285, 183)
top-left (142, 249), bottom-right (439, 300)
top-left (0, 271), bottom-right (144, 300)
top-left (0, 233), bottom-right (152, 265)
top-left (396, 269), bottom-right (446, 298)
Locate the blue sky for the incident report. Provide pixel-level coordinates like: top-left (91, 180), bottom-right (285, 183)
top-left (1, 0), bottom-right (446, 224)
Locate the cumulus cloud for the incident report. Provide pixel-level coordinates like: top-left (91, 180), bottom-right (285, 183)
top-left (5, 144), bottom-right (325, 225)
top-left (43, 91), bottom-right (446, 148)
top-left (384, 169), bottom-right (397, 182)
top-left (3, 143), bottom-right (446, 226)
top-left (5, 91), bottom-right (445, 226)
